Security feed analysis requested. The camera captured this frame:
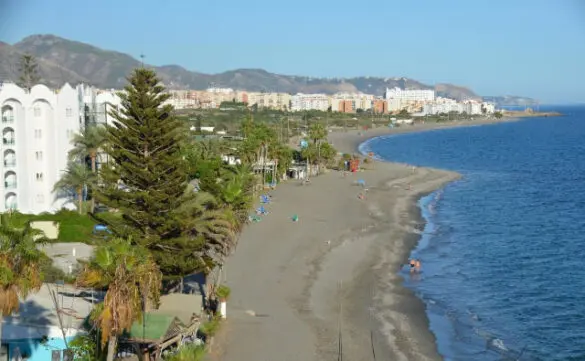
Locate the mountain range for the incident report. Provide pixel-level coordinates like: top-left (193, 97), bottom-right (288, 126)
top-left (0, 34), bottom-right (537, 106)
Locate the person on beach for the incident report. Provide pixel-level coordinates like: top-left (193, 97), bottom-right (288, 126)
top-left (409, 259), bottom-right (421, 273)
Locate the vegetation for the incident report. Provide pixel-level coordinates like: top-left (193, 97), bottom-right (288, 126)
top-left (0, 214), bottom-right (49, 342)
top-left (53, 162), bottom-right (96, 214)
top-left (93, 68), bottom-right (202, 278)
top-left (69, 333), bottom-right (102, 361)
top-left (69, 125), bottom-right (107, 173)
top-left (164, 344), bottom-right (206, 361)
top-left (6, 210), bottom-right (118, 243)
top-left (21, 66), bottom-right (341, 359)
top-left (17, 54), bottom-right (40, 91)
top-left (76, 238), bottom-right (162, 361)
top-left (215, 285), bottom-right (231, 300)
top-left (198, 315), bottom-right (222, 338)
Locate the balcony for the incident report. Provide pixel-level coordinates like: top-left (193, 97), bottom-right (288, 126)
top-left (2, 139), bottom-right (14, 146)
top-left (4, 160), bottom-right (15, 167)
top-left (5, 203), bottom-right (17, 210)
top-left (4, 182), bottom-right (16, 189)
top-left (1, 115), bottom-right (14, 124)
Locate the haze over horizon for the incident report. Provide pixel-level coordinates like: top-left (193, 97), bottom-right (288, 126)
top-left (1, 0), bottom-right (584, 103)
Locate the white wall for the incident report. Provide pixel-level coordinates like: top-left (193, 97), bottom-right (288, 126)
top-left (0, 82), bottom-right (81, 214)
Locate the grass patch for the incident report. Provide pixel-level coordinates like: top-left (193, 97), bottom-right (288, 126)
top-left (6, 210), bottom-right (121, 244)
top-left (164, 344), bottom-right (206, 361)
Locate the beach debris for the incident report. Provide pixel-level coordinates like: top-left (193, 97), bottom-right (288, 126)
top-left (325, 240), bottom-right (331, 246)
top-left (256, 205), bottom-right (268, 215)
top-left (245, 310), bottom-right (256, 317)
top-left (249, 215), bottom-right (262, 222)
top-left (292, 214), bottom-right (299, 222)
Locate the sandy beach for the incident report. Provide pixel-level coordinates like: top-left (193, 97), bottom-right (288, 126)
top-left (210, 118), bottom-right (520, 361)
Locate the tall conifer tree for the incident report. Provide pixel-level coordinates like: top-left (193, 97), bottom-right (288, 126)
top-left (94, 68), bottom-right (201, 277)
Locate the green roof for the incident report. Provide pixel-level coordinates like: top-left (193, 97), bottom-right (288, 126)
top-left (128, 313), bottom-right (179, 341)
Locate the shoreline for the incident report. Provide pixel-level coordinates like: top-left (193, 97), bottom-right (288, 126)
top-left (212, 117), bottom-right (524, 361)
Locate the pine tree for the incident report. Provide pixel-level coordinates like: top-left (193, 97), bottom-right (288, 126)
top-left (17, 54), bottom-right (40, 91)
top-left (94, 68), bottom-right (201, 277)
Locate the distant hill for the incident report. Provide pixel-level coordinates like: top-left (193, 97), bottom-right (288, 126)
top-left (481, 95), bottom-right (538, 107)
top-left (0, 34), bottom-right (535, 104)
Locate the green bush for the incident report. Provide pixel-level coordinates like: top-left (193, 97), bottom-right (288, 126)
top-left (215, 285), bottom-right (231, 300)
top-left (199, 315), bottom-right (222, 337)
top-left (40, 256), bottom-right (77, 284)
top-left (164, 345), bottom-right (206, 361)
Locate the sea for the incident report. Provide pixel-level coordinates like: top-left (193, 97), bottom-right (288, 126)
top-left (359, 106), bottom-right (585, 361)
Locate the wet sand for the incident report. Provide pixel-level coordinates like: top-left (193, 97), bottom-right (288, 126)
top-left (210, 118), bottom-right (520, 361)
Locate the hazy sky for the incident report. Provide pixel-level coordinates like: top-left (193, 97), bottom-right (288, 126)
top-left (1, 0), bottom-right (584, 103)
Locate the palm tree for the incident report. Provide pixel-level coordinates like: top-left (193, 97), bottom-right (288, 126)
top-left (76, 238), bottom-right (161, 361)
top-left (178, 192), bottom-right (236, 270)
top-left (68, 125), bottom-right (107, 173)
top-left (54, 162), bottom-right (96, 214)
top-left (308, 123), bottom-right (327, 145)
top-left (219, 164), bottom-right (254, 229)
top-left (0, 214), bottom-right (49, 344)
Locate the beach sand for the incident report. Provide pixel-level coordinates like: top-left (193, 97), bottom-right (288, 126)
top-left (210, 118), bottom-right (518, 361)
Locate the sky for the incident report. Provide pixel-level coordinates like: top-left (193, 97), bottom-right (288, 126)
top-left (1, 0), bottom-right (584, 103)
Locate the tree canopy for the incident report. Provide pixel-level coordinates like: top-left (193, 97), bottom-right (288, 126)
top-left (93, 68), bottom-right (201, 277)
top-left (17, 54), bottom-right (40, 91)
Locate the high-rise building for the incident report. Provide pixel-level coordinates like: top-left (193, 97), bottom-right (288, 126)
top-left (0, 82), bottom-right (82, 214)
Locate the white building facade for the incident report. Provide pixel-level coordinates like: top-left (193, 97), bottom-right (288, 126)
top-left (78, 86), bottom-right (122, 126)
top-left (0, 82), bottom-right (82, 214)
top-left (290, 93), bottom-right (329, 112)
top-left (384, 87), bottom-right (435, 102)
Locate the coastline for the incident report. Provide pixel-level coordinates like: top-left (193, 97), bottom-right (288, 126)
top-left (211, 117), bottom-right (522, 361)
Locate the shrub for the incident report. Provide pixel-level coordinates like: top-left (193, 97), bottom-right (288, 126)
top-left (215, 285), bottom-right (231, 300)
top-left (164, 345), bottom-right (206, 361)
top-left (199, 315), bottom-right (222, 338)
top-left (40, 257), bottom-right (78, 284)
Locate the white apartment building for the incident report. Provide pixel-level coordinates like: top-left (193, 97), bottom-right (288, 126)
top-left (0, 82), bottom-right (82, 214)
top-left (330, 93), bottom-right (375, 111)
top-left (385, 87), bottom-right (435, 103)
top-left (207, 87), bottom-right (234, 94)
top-left (423, 100), bottom-right (496, 115)
top-left (290, 93), bottom-right (329, 112)
top-left (166, 90), bottom-right (197, 109)
top-left (78, 85), bottom-right (122, 126)
top-left (245, 92), bottom-right (291, 110)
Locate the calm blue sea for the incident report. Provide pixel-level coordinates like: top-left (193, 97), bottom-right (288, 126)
top-left (360, 106), bottom-right (585, 361)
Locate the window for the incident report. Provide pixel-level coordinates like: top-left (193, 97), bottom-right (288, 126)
top-left (35, 151), bottom-right (43, 161)
top-left (51, 350), bottom-right (61, 361)
top-left (34, 107), bottom-right (41, 117)
top-left (36, 173), bottom-right (44, 181)
top-left (66, 108), bottom-right (73, 117)
top-left (34, 129), bottom-right (42, 138)
top-left (36, 194), bottom-right (44, 203)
